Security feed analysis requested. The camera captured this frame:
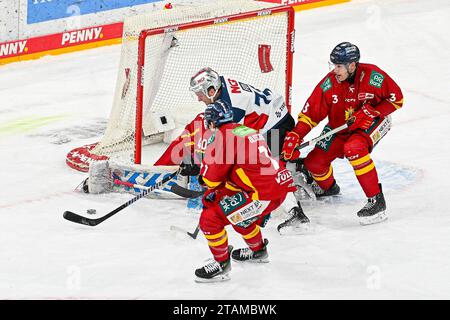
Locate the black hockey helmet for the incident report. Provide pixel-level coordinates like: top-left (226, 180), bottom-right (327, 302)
top-left (330, 42), bottom-right (360, 64)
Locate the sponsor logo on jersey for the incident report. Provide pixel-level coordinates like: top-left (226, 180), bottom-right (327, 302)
top-left (62, 27), bottom-right (103, 45)
top-left (347, 154), bottom-right (360, 161)
top-left (207, 133), bottom-right (216, 146)
top-left (321, 77), bottom-right (332, 92)
top-left (0, 40), bottom-right (28, 57)
top-left (345, 107), bottom-right (355, 120)
top-left (316, 125), bottom-right (336, 151)
top-left (232, 126), bottom-right (257, 137)
top-left (370, 116), bottom-right (391, 145)
top-left (228, 79), bottom-right (241, 93)
top-left (239, 81), bottom-right (252, 92)
top-left (219, 192), bottom-right (247, 215)
top-left (358, 92), bottom-right (375, 101)
top-left (248, 133), bottom-right (265, 143)
top-left (369, 70), bottom-right (384, 88)
top-left (275, 169), bottom-right (292, 185)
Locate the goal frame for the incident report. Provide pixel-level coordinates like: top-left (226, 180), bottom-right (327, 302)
top-left (134, 5), bottom-right (295, 164)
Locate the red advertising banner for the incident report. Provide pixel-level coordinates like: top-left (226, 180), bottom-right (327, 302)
top-left (0, 22), bottom-right (123, 65)
top-left (0, 0), bottom-right (348, 66)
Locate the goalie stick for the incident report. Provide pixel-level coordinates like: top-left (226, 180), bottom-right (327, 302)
top-left (113, 178), bottom-right (204, 199)
top-left (63, 170), bottom-right (179, 226)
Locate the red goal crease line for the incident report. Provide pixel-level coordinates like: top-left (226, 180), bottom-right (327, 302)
top-left (0, 0), bottom-right (349, 66)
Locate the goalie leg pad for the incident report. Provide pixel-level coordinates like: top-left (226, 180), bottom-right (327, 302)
top-left (88, 160), bottom-right (113, 194)
top-left (86, 160), bottom-right (184, 198)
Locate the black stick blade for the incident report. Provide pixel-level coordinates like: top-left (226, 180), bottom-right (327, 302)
top-left (170, 184), bottom-right (205, 199)
top-left (63, 211), bottom-right (99, 226)
top-left (187, 225), bottom-right (200, 239)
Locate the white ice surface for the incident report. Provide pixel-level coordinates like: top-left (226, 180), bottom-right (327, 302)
top-left (0, 0), bottom-right (449, 299)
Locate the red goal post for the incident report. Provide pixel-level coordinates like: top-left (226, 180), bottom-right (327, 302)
top-left (135, 6), bottom-right (295, 164)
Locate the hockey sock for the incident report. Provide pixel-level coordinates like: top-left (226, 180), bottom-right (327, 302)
top-left (204, 229), bottom-right (230, 262)
top-left (240, 225), bottom-right (264, 252)
top-left (349, 154), bottom-right (381, 197)
top-left (311, 165), bottom-right (335, 191)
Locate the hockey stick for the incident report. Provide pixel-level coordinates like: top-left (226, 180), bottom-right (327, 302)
top-left (188, 224), bottom-right (201, 239)
top-left (63, 170), bottom-right (179, 226)
top-left (113, 178), bottom-right (204, 199)
top-left (170, 223), bottom-right (200, 239)
top-left (295, 118), bottom-right (354, 150)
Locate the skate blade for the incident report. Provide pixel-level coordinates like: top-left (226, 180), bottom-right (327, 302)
top-left (316, 194), bottom-right (341, 202)
top-left (278, 222), bottom-right (311, 235)
top-left (194, 273), bottom-right (231, 283)
top-left (232, 257), bottom-right (269, 264)
top-left (359, 211), bottom-right (388, 226)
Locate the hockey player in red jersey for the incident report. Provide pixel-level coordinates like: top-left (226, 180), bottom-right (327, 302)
top-left (154, 67), bottom-right (295, 166)
top-left (279, 42), bottom-right (403, 227)
top-left (154, 67), bottom-right (309, 229)
top-left (187, 100), bottom-right (296, 282)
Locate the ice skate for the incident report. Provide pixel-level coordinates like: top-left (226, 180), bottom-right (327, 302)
top-left (195, 246), bottom-right (233, 283)
top-left (231, 239), bottom-right (269, 263)
top-left (277, 205), bottom-right (310, 235)
top-left (358, 185), bottom-right (387, 226)
top-left (312, 180), bottom-right (341, 199)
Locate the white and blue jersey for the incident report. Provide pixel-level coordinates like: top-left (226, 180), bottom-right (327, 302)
top-left (218, 76), bottom-right (289, 135)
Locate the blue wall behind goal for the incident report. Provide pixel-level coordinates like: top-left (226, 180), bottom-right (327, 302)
top-left (27, 0), bottom-right (160, 24)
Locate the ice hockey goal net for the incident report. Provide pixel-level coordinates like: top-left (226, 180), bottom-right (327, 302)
top-left (66, 0), bottom-right (295, 172)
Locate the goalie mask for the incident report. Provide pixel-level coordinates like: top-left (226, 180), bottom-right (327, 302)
top-left (189, 67), bottom-right (222, 103)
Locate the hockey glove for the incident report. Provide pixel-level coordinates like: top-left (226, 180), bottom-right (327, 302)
top-left (348, 104), bottom-right (380, 131)
top-left (179, 161), bottom-right (200, 176)
top-left (281, 131), bottom-right (302, 161)
top-left (201, 188), bottom-right (218, 209)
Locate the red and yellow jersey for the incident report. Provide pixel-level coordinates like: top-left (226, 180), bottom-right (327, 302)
top-left (200, 123), bottom-right (295, 201)
top-left (154, 113), bottom-right (207, 166)
top-left (293, 63), bottom-right (404, 138)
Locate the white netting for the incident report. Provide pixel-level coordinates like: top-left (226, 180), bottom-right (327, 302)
top-left (92, 0), bottom-right (291, 163)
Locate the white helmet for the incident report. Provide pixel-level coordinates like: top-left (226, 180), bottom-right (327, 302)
top-left (189, 67), bottom-right (222, 101)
